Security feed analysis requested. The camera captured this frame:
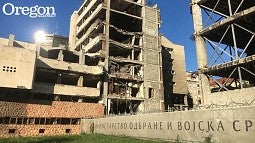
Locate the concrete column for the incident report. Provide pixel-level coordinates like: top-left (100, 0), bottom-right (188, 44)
top-left (36, 42), bottom-right (41, 57)
top-left (77, 76), bottom-right (84, 87)
top-left (79, 50), bottom-right (85, 65)
top-left (191, 0), bottom-right (210, 104)
top-left (57, 50), bottom-right (64, 61)
top-left (69, 11), bottom-right (79, 51)
top-left (191, 0), bottom-right (208, 69)
top-left (184, 95), bottom-right (188, 106)
top-left (102, 0), bottom-right (111, 110)
top-left (77, 75), bottom-right (84, 102)
top-left (107, 98), bottom-right (111, 115)
top-left (8, 34), bottom-right (15, 47)
top-left (54, 95), bottom-right (60, 101)
top-left (131, 49), bottom-right (135, 60)
top-left (97, 81), bottom-right (101, 88)
top-left (78, 98), bottom-right (83, 103)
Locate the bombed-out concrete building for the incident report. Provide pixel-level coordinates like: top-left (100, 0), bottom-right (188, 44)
top-left (0, 34), bottom-right (104, 137)
top-left (69, 0), bottom-right (189, 114)
top-left (69, 0), bottom-right (164, 114)
top-left (0, 0), bottom-right (188, 137)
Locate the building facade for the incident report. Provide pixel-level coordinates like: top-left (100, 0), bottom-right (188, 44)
top-left (69, 0), bottom-right (164, 114)
top-left (161, 36), bottom-right (189, 110)
top-left (0, 35), bottom-right (104, 137)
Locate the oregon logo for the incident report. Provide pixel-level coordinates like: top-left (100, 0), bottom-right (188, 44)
top-left (2, 3), bottom-right (56, 18)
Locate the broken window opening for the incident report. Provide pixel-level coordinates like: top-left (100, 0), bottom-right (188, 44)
top-left (173, 94), bottom-right (186, 105)
top-left (0, 118), bottom-right (3, 124)
top-left (109, 47), bottom-right (132, 59)
top-left (77, 18), bottom-right (104, 39)
top-left (131, 87), bottom-right (139, 97)
top-left (110, 11), bottom-right (142, 32)
top-left (148, 88), bottom-right (154, 98)
top-left (9, 118), bottom-right (16, 124)
top-left (29, 118), bottom-right (35, 124)
top-left (110, 99), bottom-right (130, 114)
top-left (39, 129), bottom-right (45, 134)
top-left (17, 118), bottom-right (23, 124)
top-left (35, 118), bottom-right (40, 124)
top-left (47, 49), bottom-right (79, 63)
top-left (40, 118), bottom-right (46, 125)
top-left (83, 97), bottom-right (99, 103)
top-left (109, 61), bottom-right (142, 78)
top-left (77, 0), bottom-right (104, 26)
top-left (110, 0), bottom-right (142, 17)
top-left (109, 27), bottom-right (133, 44)
top-left (109, 25), bottom-right (142, 47)
top-left (3, 117), bottom-right (10, 124)
top-left (71, 119), bottom-right (80, 125)
top-left (8, 129), bottom-right (16, 134)
top-left (131, 65), bottom-right (142, 77)
top-left (109, 78), bottom-right (142, 97)
top-left (109, 43), bottom-right (142, 62)
top-left (66, 129), bottom-right (71, 134)
top-left (61, 118), bottom-right (71, 125)
top-left (85, 55), bottom-right (103, 66)
top-left (35, 69), bottom-right (86, 87)
top-left (83, 76), bottom-right (101, 88)
top-left (35, 69), bottom-right (58, 84)
top-left (110, 99), bottom-right (141, 115)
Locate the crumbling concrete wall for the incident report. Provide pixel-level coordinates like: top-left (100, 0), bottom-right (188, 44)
top-left (142, 6), bottom-right (164, 112)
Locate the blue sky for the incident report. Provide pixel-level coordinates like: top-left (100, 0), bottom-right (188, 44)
top-left (0, 0), bottom-right (197, 71)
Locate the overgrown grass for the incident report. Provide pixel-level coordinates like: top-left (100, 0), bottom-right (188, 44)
top-left (0, 134), bottom-right (172, 143)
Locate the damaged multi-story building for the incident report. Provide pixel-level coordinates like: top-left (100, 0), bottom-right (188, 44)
top-left (69, 0), bottom-right (164, 114)
top-left (0, 33), bottom-right (104, 137)
top-left (69, 0), bottom-right (189, 114)
top-left (0, 0), bottom-right (188, 137)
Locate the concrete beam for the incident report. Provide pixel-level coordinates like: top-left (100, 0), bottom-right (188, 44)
top-left (36, 57), bottom-right (103, 75)
top-left (77, 0), bottom-right (99, 25)
top-left (200, 6), bottom-right (255, 36)
top-left (202, 55), bottom-right (255, 73)
top-left (114, 0), bottom-right (143, 6)
top-left (77, 3), bottom-right (104, 35)
top-left (76, 19), bottom-right (103, 48)
top-left (109, 57), bottom-right (143, 65)
top-left (69, 11), bottom-right (79, 51)
top-left (109, 39), bottom-right (140, 50)
top-left (107, 95), bottom-right (145, 101)
top-left (110, 9), bottom-right (142, 20)
top-left (83, 35), bottom-right (104, 53)
top-left (32, 82), bottom-right (100, 97)
top-left (109, 74), bottom-right (143, 82)
top-left (8, 34), bottom-right (14, 47)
